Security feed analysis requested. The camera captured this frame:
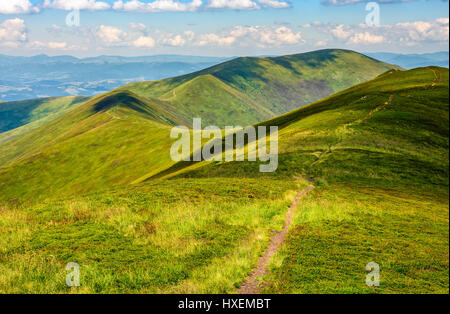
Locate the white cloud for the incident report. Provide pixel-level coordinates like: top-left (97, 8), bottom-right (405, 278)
top-left (196, 25), bottom-right (303, 47)
top-left (28, 41), bottom-right (47, 49)
top-left (197, 33), bottom-right (236, 46)
top-left (394, 18), bottom-right (449, 42)
top-left (27, 40), bottom-right (84, 50)
top-left (113, 0), bottom-right (203, 12)
top-left (0, 0), bottom-right (39, 14)
top-left (129, 22), bottom-right (148, 33)
top-left (257, 0), bottom-right (290, 8)
top-left (331, 24), bottom-right (353, 40)
top-left (270, 26), bottom-right (303, 44)
top-left (43, 0), bottom-right (111, 11)
top-left (349, 32), bottom-right (384, 44)
top-left (112, 0), bottom-right (291, 12)
top-left (159, 34), bottom-right (186, 46)
top-left (207, 0), bottom-right (260, 10)
top-left (0, 0), bottom-right (292, 15)
top-left (0, 18), bottom-right (27, 47)
top-left (319, 17), bottom-right (449, 47)
top-left (96, 25), bottom-right (128, 46)
top-left (48, 41), bottom-right (68, 49)
top-left (133, 35), bottom-right (156, 48)
top-left (184, 30), bottom-right (196, 41)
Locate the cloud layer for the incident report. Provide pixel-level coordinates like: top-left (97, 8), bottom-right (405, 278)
top-left (0, 0), bottom-right (291, 14)
top-left (0, 0), bottom-right (40, 14)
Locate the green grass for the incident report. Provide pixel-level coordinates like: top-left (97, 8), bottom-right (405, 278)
top-left (119, 49), bottom-right (400, 126)
top-left (0, 96), bottom-right (89, 135)
top-left (0, 66), bottom-right (447, 294)
top-left (159, 74), bottom-right (274, 126)
top-left (263, 185), bottom-right (449, 294)
top-left (0, 178), bottom-right (307, 293)
top-left (148, 66), bottom-right (449, 294)
top-left (0, 91), bottom-right (184, 201)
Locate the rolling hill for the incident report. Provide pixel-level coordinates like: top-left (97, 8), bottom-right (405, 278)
top-left (148, 66), bottom-right (449, 293)
top-left (119, 49), bottom-right (401, 126)
top-left (0, 96), bottom-right (90, 145)
top-left (0, 66), bottom-right (447, 293)
top-left (162, 66), bottom-right (448, 187)
top-left (0, 49), bottom-right (401, 198)
top-left (0, 96), bottom-right (90, 134)
top-left (0, 91), bottom-right (186, 200)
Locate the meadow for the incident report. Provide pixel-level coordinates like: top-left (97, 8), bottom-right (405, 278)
top-left (0, 62), bottom-right (448, 293)
top-left (0, 178), bottom-right (307, 293)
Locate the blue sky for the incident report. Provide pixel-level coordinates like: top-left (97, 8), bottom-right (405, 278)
top-left (0, 0), bottom-right (448, 57)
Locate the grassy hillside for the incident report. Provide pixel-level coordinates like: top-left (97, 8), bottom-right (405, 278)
top-left (159, 74), bottom-right (274, 127)
top-left (0, 96), bottom-right (89, 134)
top-left (0, 96), bottom-right (90, 146)
top-left (158, 66), bottom-right (449, 293)
top-left (0, 91), bottom-right (187, 201)
top-left (119, 49), bottom-right (400, 126)
top-left (0, 67), bottom-right (447, 294)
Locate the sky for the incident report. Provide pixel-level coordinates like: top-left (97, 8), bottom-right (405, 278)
top-left (0, 0), bottom-right (448, 57)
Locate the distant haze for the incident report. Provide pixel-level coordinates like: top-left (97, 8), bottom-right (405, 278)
top-left (366, 52), bottom-right (449, 69)
top-left (0, 54), bottom-right (229, 102)
top-left (0, 51), bottom-right (448, 102)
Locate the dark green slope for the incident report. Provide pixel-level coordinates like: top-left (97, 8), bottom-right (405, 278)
top-left (119, 49), bottom-right (401, 126)
top-left (0, 96), bottom-right (90, 134)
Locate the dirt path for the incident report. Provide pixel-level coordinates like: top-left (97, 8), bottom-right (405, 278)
top-left (237, 186), bottom-right (315, 294)
top-left (432, 69), bottom-right (442, 87)
top-left (311, 94), bottom-right (395, 167)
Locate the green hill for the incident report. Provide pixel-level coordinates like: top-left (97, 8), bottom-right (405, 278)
top-left (148, 66), bottom-right (449, 293)
top-left (0, 91), bottom-right (184, 200)
top-left (119, 49), bottom-right (401, 126)
top-left (165, 67), bottom-right (448, 188)
top-left (0, 67), bottom-right (447, 294)
top-left (159, 74), bottom-right (274, 127)
top-left (0, 96), bottom-right (90, 134)
top-left (0, 96), bottom-right (90, 145)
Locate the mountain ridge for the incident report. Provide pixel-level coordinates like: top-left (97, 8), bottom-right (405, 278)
top-left (118, 49), bottom-right (401, 126)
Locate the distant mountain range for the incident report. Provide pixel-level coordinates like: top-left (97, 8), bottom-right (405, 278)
top-left (1, 51), bottom-right (447, 102)
top-left (0, 49), bottom-right (401, 169)
top-left (0, 54), bottom-right (229, 102)
top-left (366, 51), bottom-right (449, 69)
top-left (0, 49), bottom-right (401, 138)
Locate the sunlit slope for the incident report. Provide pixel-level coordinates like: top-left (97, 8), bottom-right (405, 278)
top-left (152, 67), bottom-right (449, 293)
top-left (120, 49), bottom-right (400, 126)
top-left (0, 67), bottom-right (447, 294)
top-left (159, 74), bottom-right (274, 126)
top-left (166, 67), bottom-right (448, 190)
top-left (0, 91), bottom-right (181, 201)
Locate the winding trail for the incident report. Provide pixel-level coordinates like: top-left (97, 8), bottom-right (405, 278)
top-left (432, 69), bottom-right (442, 87)
top-left (311, 94), bottom-right (395, 167)
top-left (237, 186), bottom-right (315, 294)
